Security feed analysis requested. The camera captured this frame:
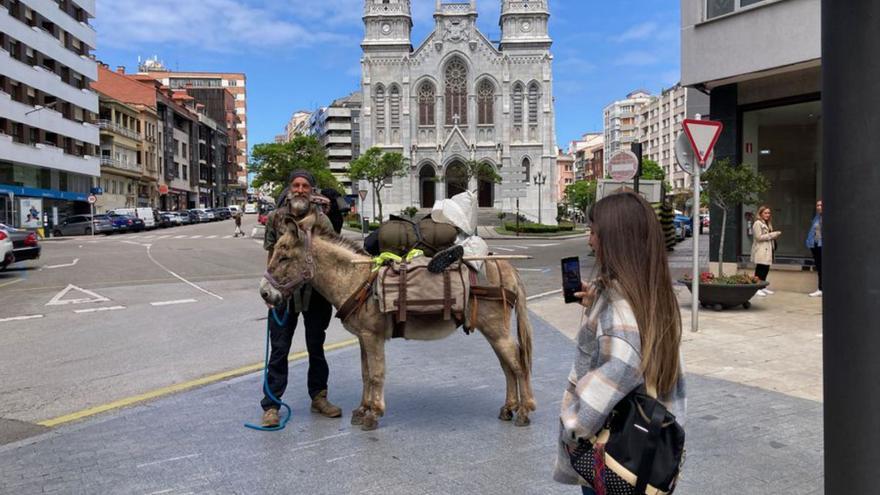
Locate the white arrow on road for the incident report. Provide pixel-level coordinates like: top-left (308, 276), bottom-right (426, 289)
top-left (45, 258), bottom-right (79, 269)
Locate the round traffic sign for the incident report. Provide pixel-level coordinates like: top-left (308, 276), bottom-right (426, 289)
top-left (674, 132), bottom-right (714, 175)
top-left (608, 150), bottom-right (639, 181)
top-left (87, 194), bottom-right (97, 204)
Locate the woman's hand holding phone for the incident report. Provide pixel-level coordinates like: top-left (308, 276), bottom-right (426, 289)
top-left (574, 282), bottom-right (598, 308)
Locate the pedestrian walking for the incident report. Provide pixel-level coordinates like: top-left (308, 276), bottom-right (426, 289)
top-left (233, 210), bottom-right (244, 237)
top-left (554, 192), bottom-right (686, 495)
top-left (806, 200), bottom-right (823, 297)
top-left (259, 170), bottom-right (343, 428)
top-left (751, 205), bottom-right (782, 297)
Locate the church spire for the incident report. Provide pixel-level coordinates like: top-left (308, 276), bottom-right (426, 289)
top-left (362, 0), bottom-right (413, 53)
top-left (499, 0), bottom-right (552, 51)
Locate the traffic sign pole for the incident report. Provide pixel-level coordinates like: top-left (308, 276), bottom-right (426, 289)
top-left (691, 158), bottom-right (701, 333)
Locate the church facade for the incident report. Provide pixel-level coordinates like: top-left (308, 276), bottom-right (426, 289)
top-left (359, 0), bottom-right (558, 224)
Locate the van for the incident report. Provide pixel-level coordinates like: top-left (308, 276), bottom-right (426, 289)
top-left (244, 203), bottom-right (258, 214)
top-left (110, 208), bottom-right (157, 229)
top-left (228, 205), bottom-right (241, 214)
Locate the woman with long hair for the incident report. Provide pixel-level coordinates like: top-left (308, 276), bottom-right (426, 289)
top-left (751, 205), bottom-right (782, 296)
top-left (554, 192), bottom-right (687, 494)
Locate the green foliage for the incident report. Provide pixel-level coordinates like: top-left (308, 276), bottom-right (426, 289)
top-left (348, 147), bottom-right (409, 222)
top-left (463, 160), bottom-right (502, 184)
top-left (249, 136), bottom-right (340, 198)
top-left (564, 180), bottom-right (597, 213)
top-left (401, 206), bottom-right (419, 219)
top-left (640, 158), bottom-right (671, 192)
top-left (503, 222), bottom-right (575, 234)
top-left (497, 212), bottom-right (506, 220)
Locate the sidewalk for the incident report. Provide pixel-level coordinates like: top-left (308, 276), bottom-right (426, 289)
top-left (0, 292), bottom-right (822, 494)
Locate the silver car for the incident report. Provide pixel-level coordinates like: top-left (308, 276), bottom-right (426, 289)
top-left (53, 215), bottom-right (115, 236)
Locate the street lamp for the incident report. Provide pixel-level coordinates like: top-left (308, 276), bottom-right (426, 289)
top-left (533, 171), bottom-right (547, 225)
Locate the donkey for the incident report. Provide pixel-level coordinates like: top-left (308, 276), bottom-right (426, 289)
top-left (259, 213), bottom-right (536, 431)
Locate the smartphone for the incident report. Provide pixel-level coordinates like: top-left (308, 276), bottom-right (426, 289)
top-left (561, 257), bottom-right (582, 304)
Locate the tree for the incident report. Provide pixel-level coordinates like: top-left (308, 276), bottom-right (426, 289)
top-left (249, 136), bottom-right (340, 198)
top-left (462, 159), bottom-right (502, 184)
top-left (703, 159), bottom-right (770, 276)
top-left (564, 180), bottom-right (597, 214)
top-left (348, 147), bottom-right (408, 222)
top-left (640, 158), bottom-right (671, 193)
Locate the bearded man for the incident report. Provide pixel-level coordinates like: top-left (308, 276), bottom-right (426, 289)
top-left (260, 170), bottom-right (342, 427)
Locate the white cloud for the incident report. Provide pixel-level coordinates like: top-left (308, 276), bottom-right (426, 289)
top-left (95, 0), bottom-right (355, 53)
top-left (613, 21), bottom-right (659, 43)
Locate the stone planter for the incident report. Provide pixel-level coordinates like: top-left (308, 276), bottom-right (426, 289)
top-left (678, 280), bottom-right (769, 311)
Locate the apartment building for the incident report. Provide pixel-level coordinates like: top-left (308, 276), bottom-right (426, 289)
top-left (282, 110), bottom-right (311, 142)
top-left (138, 60), bottom-right (247, 187)
top-left (556, 151), bottom-right (574, 201)
top-left (570, 132), bottom-right (603, 181)
top-left (603, 90), bottom-right (653, 172)
top-left (0, 0), bottom-right (99, 229)
top-left (95, 95), bottom-right (142, 212)
top-left (309, 91), bottom-right (362, 192)
top-left (638, 84), bottom-right (709, 196)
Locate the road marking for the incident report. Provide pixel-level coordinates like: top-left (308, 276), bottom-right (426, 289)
top-left (37, 338), bottom-right (360, 428)
top-left (0, 314), bottom-right (44, 323)
top-left (150, 299), bottom-right (197, 307)
top-left (45, 258), bottom-right (79, 269)
top-left (508, 245), bottom-right (530, 250)
top-left (531, 243), bottom-right (561, 247)
top-left (491, 246), bottom-right (515, 252)
top-left (326, 453), bottom-right (358, 464)
top-left (156, 235), bottom-right (170, 239)
top-left (145, 245), bottom-right (224, 301)
top-left (254, 240), bottom-right (262, 245)
top-left (173, 235), bottom-right (187, 239)
top-left (120, 240), bottom-right (151, 247)
top-left (527, 289), bottom-right (562, 301)
top-left (190, 235), bottom-right (202, 239)
top-left (206, 235), bottom-right (217, 239)
top-left (136, 454), bottom-right (201, 469)
top-left (222, 235), bottom-right (232, 239)
top-left (517, 268), bottom-right (550, 273)
top-left (142, 235), bottom-right (156, 239)
top-left (46, 284), bottom-right (110, 306)
top-left (73, 305), bottom-right (126, 314)
top-left (0, 278), bottom-right (23, 288)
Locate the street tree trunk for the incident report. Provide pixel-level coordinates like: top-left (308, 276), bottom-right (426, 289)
top-left (718, 205), bottom-right (727, 277)
top-left (374, 183), bottom-right (384, 223)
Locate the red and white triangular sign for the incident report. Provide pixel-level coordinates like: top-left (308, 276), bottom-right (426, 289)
top-left (682, 119), bottom-right (724, 165)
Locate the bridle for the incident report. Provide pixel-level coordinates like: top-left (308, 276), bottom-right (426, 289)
top-left (263, 225), bottom-right (315, 295)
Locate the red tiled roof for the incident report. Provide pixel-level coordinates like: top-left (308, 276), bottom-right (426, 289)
top-left (90, 66), bottom-right (157, 108)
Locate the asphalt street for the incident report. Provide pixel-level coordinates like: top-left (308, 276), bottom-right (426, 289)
top-left (0, 216), bottom-right (610, 444)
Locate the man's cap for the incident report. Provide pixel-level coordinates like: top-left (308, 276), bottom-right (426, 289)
top-left (288, 169), bottom-right (316, 187)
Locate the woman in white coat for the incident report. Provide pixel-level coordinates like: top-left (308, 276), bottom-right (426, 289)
top-left (751, 205), bottom-right (782, 296)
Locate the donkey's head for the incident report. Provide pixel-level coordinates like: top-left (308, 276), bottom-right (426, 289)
top-left (259, 213), bottom-right (319, 307)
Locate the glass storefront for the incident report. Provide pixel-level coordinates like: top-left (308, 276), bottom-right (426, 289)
top-left (741, 99), bottom-right (822, 262)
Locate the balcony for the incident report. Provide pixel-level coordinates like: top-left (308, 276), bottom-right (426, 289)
top-left (0, 48), bottom-right (97, 111)
top-left (97, 120), bottom-right (140, 141)
top-left (0, 133), bottom-right (99, 175)
top-left (100, 156), bottom-right (141, 175)
top-left (0, 13), bottom-right (97, 80)
top-left (26, 0), bottom-right (97, 49)
top-left (0, 91), bottom-right (98, 144)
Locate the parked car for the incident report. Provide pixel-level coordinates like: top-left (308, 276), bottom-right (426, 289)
top-left (177, 211), bottom-right (194, 225)
top-left (190, 209), bottom-right (213, 223)
top-left (244, 203), bottom-right (258, 214)
top-left (214, 207), bottom-right (232, 220)
top-left (228, 205), bottom-right (242, 215)
top-left (117, 214), bottom-right (145, 232)
top-left (155, 212), bottom-right (174, 228)
top-left (53, 215), bottom-right (115, 236)
top-left (109, 208), bottom-right (157, 230)
top-left (0, 229), bottom-right (14, 270)
top-left (674, 215), bottom-right (694, 238)
top-left (0, 223), bottom-right (41, 264)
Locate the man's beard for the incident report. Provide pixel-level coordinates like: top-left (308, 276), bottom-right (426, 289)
top-left (287, 194), bottom-right (311, 218)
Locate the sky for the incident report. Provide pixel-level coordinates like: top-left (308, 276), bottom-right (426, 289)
top-left (93, 0), bottom-right (681, 154)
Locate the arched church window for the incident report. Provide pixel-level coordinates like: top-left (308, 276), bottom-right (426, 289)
top-left (512, 83), bottom-right (524, 124)
top-left (522, 157), bottom-right (531, 183)
top-left (528, 82), bottom-right (540, 124)
top-left (477, 79), bottom-right (495, 125)
top-left (445, 58), bottom-right (468, 126)
top-left (374, 84), bottom-right (386, 127)
top-left (390, 85), bottom-right (400, 126)
top-left (418, 81), bottom-right (435, 126)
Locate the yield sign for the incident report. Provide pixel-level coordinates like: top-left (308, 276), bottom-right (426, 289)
top-left (682, 119), bottom-right (724, 164)
top-left (46, 285), bottom-right (110, 306)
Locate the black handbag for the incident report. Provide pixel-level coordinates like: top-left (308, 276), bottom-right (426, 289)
top-left (569, 386), bottom-right (685, 495)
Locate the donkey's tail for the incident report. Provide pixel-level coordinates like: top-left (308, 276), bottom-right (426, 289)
top-left (511, 265), bottom-right (533, 380)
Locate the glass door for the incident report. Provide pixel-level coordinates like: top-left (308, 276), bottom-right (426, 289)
top-left (0, 194), bottom-right (15, 227)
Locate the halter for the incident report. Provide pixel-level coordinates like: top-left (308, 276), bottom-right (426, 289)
top-left (263, 226), bottom-right (315, 295)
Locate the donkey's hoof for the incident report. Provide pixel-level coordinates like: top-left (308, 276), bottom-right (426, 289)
top-left (361, 414), bottom-right (379, 431)
top-left (514, 413), bottom-right (531, 427)
top-left (498, 406), bottom-right (514, 421)
top-left (351, 410), bottom-right (365, 426)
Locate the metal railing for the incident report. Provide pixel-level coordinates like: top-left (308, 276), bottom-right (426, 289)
top-left (100, 156), bottom-right (142, 173)
top-left (97, 120), bottom-right (140, 140)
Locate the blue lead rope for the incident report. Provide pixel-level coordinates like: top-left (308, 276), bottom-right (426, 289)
top-left (244, 306), bottom-right (292, 432)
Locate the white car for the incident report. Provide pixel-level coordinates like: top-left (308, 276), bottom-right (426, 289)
top-left (244, 203), bottom-right (258, 214)
top-left (228, 205), bottom-right (241, 215)
top-left (0, 229), bottom-right (13, 271)
top-left (110, 208), bottom-right (157, 229)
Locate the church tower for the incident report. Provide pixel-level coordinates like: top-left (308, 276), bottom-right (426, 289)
top-left (362, 0), bottom-right (413, 53)
top-left (499, 0), bottom-right (552, 51)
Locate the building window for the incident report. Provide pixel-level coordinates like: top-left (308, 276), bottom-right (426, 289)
top-left (389, 85), bottom-right (400, 126)
top-left (706, 0), bottom-right (767, 19)
top-left (444, 58), bottom-right (468, 125)
top-left (418, 81), bottom-right (436, 126)
top-left (528, 83), bottom-right (540, 124)
top-left (522, 157), bottom-right (531, 183)
top-left (477, 79), bottom-right (494, 125)
top-left (512, 83), bottom-right (524, 124)
top-left (374, 84), bottom-right (386, 127)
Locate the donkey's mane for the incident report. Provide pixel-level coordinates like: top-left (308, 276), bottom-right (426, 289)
top-left (315, 228), bottom-right (370, 256)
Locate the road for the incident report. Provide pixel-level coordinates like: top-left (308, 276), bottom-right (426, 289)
top-left (0, 217), bottom-right (609, 445)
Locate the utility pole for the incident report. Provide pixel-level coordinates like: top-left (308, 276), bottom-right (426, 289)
top-left (824, 1), bottom-right (880, 492)
top-left (533, 172), bottom-right (546, 224)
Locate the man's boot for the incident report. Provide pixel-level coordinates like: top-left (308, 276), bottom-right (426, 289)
top-left (311, 390), bottom-right (342, 418)
top-left (261, 408), bottom-right (280, 427)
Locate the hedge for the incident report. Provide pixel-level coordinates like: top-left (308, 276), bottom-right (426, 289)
top-left (503, 222), bottom-right (574, 233)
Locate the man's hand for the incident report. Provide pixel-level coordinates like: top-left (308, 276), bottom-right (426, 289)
top-left (573, 282), bottom-right (598, 308)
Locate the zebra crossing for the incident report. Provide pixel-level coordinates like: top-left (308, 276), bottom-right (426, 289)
top-left (114, 233), bottom-right (241, 241)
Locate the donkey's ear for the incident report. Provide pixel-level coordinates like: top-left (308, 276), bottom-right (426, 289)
top-left (298, 210), bottom-right (317, 232)
top-left (281, 215), bottom-right (300, 237)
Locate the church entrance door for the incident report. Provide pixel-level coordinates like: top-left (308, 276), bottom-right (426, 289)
top-left (478, 177), bottom-right (494, 207)
top-left (445, 162), bottom-right (468, 198)
top-left (419, 165), bottom-right (437, 208)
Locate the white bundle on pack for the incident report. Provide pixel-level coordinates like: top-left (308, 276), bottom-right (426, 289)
top-left (431, 191), bottom-right (488, 271)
